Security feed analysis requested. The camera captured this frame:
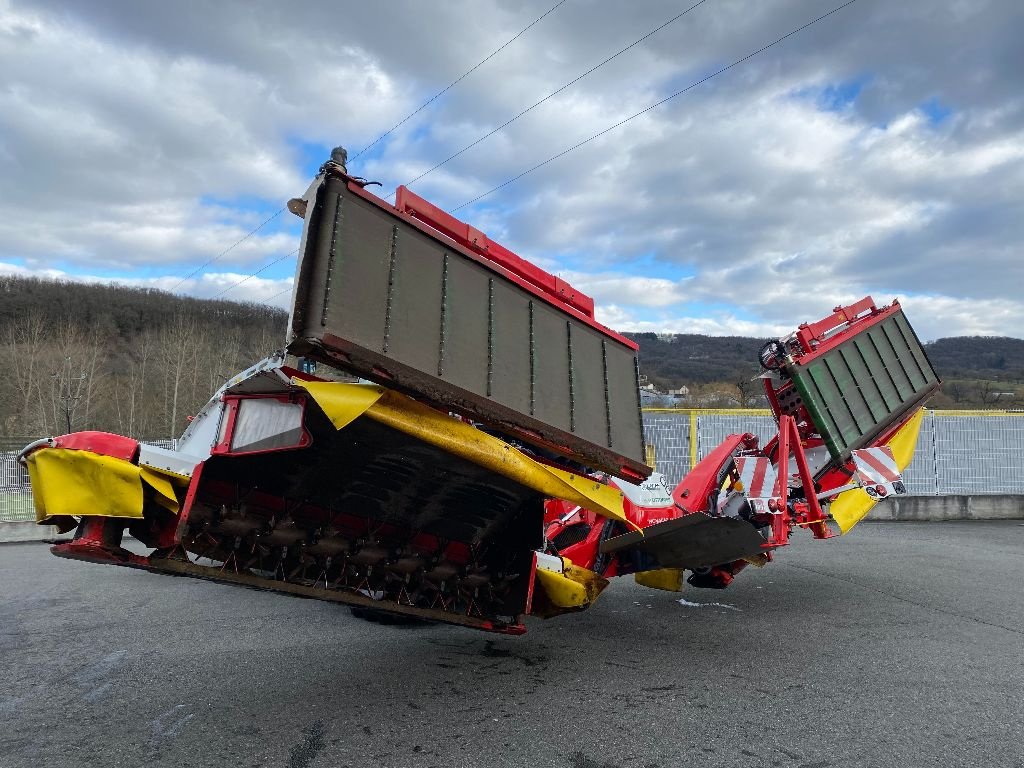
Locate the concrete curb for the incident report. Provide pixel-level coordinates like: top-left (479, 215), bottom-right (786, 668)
top-left (0, 521), bottom-right (73, 544)
top-left (868, 494), bottom-right (1024, 522)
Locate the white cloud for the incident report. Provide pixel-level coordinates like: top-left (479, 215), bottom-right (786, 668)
top-left (899, 294), bottom-right (1024, 341)
top-left (597, 303), bottom-right (790, 339)
top-left (560, 271), bottom-right (686, 308)
top-left (1, 0), bottom-right (1022, 340)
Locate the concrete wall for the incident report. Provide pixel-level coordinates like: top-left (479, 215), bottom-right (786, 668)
top-left (0, 521), bottom-right (72, 544)
top-left (867, 495), bottom-right (1024, 522)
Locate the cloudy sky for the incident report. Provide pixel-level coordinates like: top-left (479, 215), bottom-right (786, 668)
top-left (1, 0), bottom-right (1021, 340)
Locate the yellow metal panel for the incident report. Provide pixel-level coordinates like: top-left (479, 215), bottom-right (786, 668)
top-left (635, 568), bottom-right (685, 592)
top-left (536, 560), bottom-right (609, 608)
top-left (689, 411), bottom-right (698, 470)
top-left (368, 390), bottom-right (628, 523)
top-left (295, 380), bottom-right (385, 430)
top-left (830, 409), bottom-right (925, 534)
top-left (644, 443), bottom-right (657, 469)
top-left (140, 465), bottom-right (189, 514)
top-left (296, 381), bottom-right (629, 524)
top-left (26, 448), bottom-right (145, 524)
top-left (535, 568), bottom-right (590, 608)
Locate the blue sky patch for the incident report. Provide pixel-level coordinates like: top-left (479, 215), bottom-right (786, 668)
top-left (792, 74), bottom-right (871, 112)
top-left (287, 136), bottom-right (334, 179)
top-left (920, 96), bottom-right (953, 125)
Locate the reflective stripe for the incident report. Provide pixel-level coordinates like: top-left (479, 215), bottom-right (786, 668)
top-left (736, 456), bottom-right (777, 500)
top-left (852, 446), bottom-right (901, 485)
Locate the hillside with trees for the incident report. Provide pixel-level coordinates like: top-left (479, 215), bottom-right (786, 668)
top-left (1, 275), bottom-right (1020, 440)
top-left (625, 333), bottom-right (765, 387)
top-left (628, 331), bottom-right (1024, 409)
top-left (0, 276), bottom-right (287, 440)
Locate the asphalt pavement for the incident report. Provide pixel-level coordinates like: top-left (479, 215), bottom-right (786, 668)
top-left (2, 521), bottom-right (1022, 768)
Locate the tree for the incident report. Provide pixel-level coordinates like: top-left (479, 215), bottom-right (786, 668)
top-left (946, 381), bottom-right (967, 404)
top-left (157, 314), bottom-right (199, 437)
top-left (3, 311), bottom-right (49, 435)
top-left (42, 321), bottom-right (107, 434)
top-left (733, 364), bottom-right (765, 408)
top-left (978, 380), bottom-right (1000, 406)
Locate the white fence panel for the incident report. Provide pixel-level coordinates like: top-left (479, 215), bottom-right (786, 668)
top-left (641, 411), bottom-right (1024, 496)
top-left (641, 415), bottom-right (691, 489)
top-left (0, 449), bottom-right (32, 522)
top-left (932, 415), bottom-right (1024, 495)
top-left (696, 414), bottom-right (776, 466)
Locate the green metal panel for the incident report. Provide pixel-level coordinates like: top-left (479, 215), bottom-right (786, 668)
top-left (787, 310), bottom-right (939, 463)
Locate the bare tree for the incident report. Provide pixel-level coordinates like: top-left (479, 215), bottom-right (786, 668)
top-left (157, 314), bottom-right (199, 437)
top-left (43, 321), bottom-right (104, 433)
top-left (79, 326), bottom-right (107, 429)
top-left (978, 380), bottom-right (999, 406)
top-left (734, 367), bottom-right (765, 408)
top-left (4, 312), bottom-right (49, 434)
top-left (946, 381), bottom-right (966, 404)
top-left (114, 330), bottom-right (155, 438)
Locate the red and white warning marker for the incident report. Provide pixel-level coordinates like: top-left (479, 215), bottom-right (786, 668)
top-left (735, 456), bottom-right (782, 515)
top-left (850, 446), bottom-right (907, 498)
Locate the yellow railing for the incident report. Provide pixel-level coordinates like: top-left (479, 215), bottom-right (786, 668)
top-left (641, 408), bottom-right (1024, 417)
top-left (642, 408), bottom-right (773, 415)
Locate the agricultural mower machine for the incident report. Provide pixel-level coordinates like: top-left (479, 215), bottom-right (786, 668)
top-left (21, 151), bottom-right (940, 634)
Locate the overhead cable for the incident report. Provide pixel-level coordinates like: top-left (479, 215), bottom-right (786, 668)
top-left (394, 0), bottom-right (708, 195)
top-left (171, 207), bottom-right (286, 291)
top-left (351, 0), bottom-right (569, 162)
top-left (452, 0), bottom-right (860, 212)
top-left (176, 2), bottom-right (568, 296)
top-left (211, 248), bottom-right (299, 299)
top-left (266, 284), bottom-right (295, 304)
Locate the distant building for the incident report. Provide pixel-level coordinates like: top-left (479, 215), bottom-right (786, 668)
top-left (640, 384), bottom-right (690, 407)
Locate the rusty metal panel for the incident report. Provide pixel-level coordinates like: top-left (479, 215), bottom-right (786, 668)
top-left (569, 324), bottom-right (609, 448)
top-left (531, 300), bottom-right (572, 429)
top-left (489, 281), bottom-right (532, 407)
top-left (289, 173), bottom-right (648, 479)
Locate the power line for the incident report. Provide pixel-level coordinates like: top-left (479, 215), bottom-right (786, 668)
top-left (351, 0), bottom-right (569, 162)
top-left (393, 0), bottom-right (709, 196)
top-left (171, 206), bottom-right (286, 291)
top-left (175, 2), bottom-right (569, 295)
top-left (266, 284), bottom-right (294, 304)
top-left (211, 248), bottom-right (299, 299)
top-left (452, 0), bottom-right (860, 212)
top-left (223, 0), bottom-right (854, 306)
